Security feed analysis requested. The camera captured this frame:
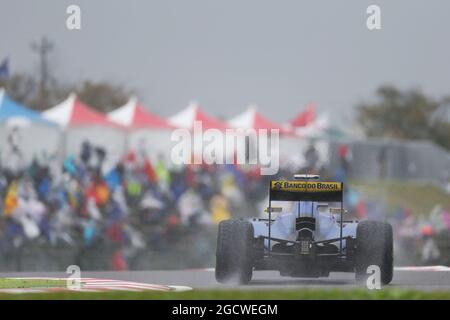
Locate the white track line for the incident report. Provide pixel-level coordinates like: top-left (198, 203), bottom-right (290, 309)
top-left (395, 266), bottom-right (450, 272)
top-left (0, 277), bottom-right (193, 294)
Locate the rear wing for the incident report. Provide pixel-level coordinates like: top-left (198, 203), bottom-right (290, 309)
top-left (269, 180), bottom-right (343, 202)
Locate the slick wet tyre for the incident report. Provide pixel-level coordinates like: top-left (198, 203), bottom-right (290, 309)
top-left (215, 219), bottom-right (237, 283)
top-left (355, 220), bottom-right (393, 285)
top-left (215, 219), bottom-right (254, 284)
top-left (232, 220), bottom-right (255, 284)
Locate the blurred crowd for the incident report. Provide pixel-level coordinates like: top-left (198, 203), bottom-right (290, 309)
top-left (0, 140), bottom-right (449, 270)
top-left (345, 189), bottom-right (450, 265)
top-left (0, 140), bottom-right (272, 270)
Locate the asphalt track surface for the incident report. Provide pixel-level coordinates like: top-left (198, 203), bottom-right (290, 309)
top-left (1, 268), bottom-right (449, 291)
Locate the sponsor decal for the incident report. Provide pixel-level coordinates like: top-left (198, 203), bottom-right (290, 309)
top-left (271, 181), bottom-right (341, 192)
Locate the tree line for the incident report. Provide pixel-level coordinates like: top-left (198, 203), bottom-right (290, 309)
top-left (357, 85), bottom-right (450, 151)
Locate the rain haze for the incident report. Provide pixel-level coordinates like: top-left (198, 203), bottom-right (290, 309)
top-left (1, 0), bottom-right (450, 298)
top-left (1, 0), bottom-right (450, 123)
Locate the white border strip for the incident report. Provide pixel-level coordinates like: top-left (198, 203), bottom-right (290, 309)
top-left (395, 266), bottom-right (450, 272)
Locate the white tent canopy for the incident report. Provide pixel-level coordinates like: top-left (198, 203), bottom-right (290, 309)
top-left (168, 101), bottom-right (198, 129)
top-left (108, 97), bottom-right (175, 163)
top-left (168, 101), bottom-right (229, 130)
top-left (107, 96), bottom-right (138, 127)
top-left (43, 93), bottom-right (127, 170)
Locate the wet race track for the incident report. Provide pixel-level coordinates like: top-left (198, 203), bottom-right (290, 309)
top-left (1, 267), bottom-right (450, 292)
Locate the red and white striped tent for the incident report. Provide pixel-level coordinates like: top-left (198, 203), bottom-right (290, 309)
top-left (167, 101), bottom-right (231, 163)
top-left (284, 103), bottom-right (332, 170)
top-left (168, 101), bottom-right (229, 131)
top-left (228, 105), bottom-right (290, 134)
top-left (108, 97), bottom-right (175, 161)
top-left (43, 93), bottom-right (122, 129)
top-left (287, 103), bottom-right (330, 138)
top-left (43, 93), bottom-right (126, 165)
top-left (289, 103), bottom-right (316, 128)
top-left (108, 97), bottom-right (173, 130)
top-left (227, 105), bottom-right (296, 165)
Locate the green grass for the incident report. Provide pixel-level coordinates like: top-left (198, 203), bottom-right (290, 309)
top-left (0, 288), bottom-right (448, 300)
top-left (0, 278), bottom-right (67, 289)
top-left (349, 180), bottom-right (450, 217)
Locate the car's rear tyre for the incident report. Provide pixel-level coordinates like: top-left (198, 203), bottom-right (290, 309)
top-left (215, 219), bottom-right (254, 284)
top-left (355, 220), bottom-right (393, 285)
top-left (233, 220), bottom-right (254, 284)
top-left (215, 219), bottom-right (236, 283)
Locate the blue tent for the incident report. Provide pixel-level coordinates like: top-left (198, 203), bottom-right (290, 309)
top-left (0, 88), bottom-right (56, 126)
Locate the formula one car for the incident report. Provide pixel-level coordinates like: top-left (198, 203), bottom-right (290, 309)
top-left (215, 174), bottom-right (393, 285)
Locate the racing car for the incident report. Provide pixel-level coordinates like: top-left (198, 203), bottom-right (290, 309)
top-left (215, 174), bottom-right (393, 285)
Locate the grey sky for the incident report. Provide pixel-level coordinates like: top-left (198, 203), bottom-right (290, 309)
top-left (1, 0), bottom-right (450, 124)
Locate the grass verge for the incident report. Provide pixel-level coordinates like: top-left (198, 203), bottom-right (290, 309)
top-left (0, 288), bottom-right (448, 300)
top-left (0, 278), bottom-right (67, 289)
